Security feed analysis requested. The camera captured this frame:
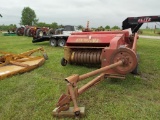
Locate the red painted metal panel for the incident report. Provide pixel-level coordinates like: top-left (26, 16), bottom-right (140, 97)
top-left (66, 31), bottom-right (127, 47)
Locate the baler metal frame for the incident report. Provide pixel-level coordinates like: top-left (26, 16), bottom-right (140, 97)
top-left (53, 32), bottom-right (138, 117)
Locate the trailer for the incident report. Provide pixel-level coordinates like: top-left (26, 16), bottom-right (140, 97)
top-left (32, 25), bottom-right (82, 47)
top-left (122, 15), bottom-right (160, 33)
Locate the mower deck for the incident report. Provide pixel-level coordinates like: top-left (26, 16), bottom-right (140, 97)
top-left (0, 47), bottom-right (47, 80)
top-left (0, 57), bottom-right (45, 80)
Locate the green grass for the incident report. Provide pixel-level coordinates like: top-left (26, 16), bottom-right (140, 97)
top-left (140, 29), bottom-right (160, 36)
top-left (0, 34), bottom-right (160, 120)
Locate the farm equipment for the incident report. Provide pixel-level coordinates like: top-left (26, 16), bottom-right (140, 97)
top-left (53, 30), bottom-right (139, 117)
top-left (16, 26), bottom-right (25, 36)
top-left (60, 30), bottom-right (137, 67)
top-left (27, 27), bottom-right (50, 37)
top-left (23, 25), bottom-right (34, 36)
top-left (0, 47), bottom-right (48, 80)
top-left (16, 26), bottom-right (50, 37)
top-left (3, 28), bottom-right (17, 36)
top-left (32, 25), bottom-right (82, 47)
top-left (53, 15), bottom-right (160, 117)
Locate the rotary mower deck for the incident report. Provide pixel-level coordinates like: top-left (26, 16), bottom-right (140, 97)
top-left (0, 47), bottom-right (48, 80)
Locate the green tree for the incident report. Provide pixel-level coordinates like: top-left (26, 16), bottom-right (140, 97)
top-left (36, 22), bottom-right (46, 27)
top-left (105, 25), bottom-right (110, 29)
top-left (58, 24), bottom-right (64, 28)
top-left (112, 26), bottom-right (120, 29)
top-left (0, 24), bottom-right (17, 31)
top-left (77, 25), bottom-right (83, 30)
top-left (96, 26), bottom-right (105, 31)
top-left (50, 22), bottom-right (58, 29)
top-left (20, 7), bottom-right (38, 25)
top-left (36, 22), bottom-right (58, 29)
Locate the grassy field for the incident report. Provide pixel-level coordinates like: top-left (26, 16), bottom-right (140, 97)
top-left (0, 34), bottom-right (160, 120)
top-left (140, 29), bottom-right (160, 36)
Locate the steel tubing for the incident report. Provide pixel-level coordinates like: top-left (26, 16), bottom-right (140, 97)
top-left (78, 73), bottom-right (104, 95)
top-left (79, 60), bottom-right (124, 81)
top-left (132, 33), bottom-right (138, 52)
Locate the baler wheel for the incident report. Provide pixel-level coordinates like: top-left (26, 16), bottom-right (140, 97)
top-left (131, 54), bottom-right (140, 75)
top-left (110, 48), bottom-right (137, 75)
top-left (61, 58), bottom-right (67, 66)
top-left (58, 39), bottom-right (66, 47)
top-left (75, 111), bottom-right (80, 117)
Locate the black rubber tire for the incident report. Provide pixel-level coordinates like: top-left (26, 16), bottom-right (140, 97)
top-left (24, 28), bottom-right (29, 36)
top-left (27, 28), bottom-right (32, 37)
top-left (131, 54), bottom-right (140, 75)
top-left (50, 38), bottom-right (58, 47)
top-left (61, 58), bottom-right (67, 66)
top-left (58, 39), bottom-right (66, 47)
top-left (36, 29), bottom-right (43, 38)
top-left (74, 111), bottom-right (80, 117)
top-left (16, 27), bottom-right (24, 36)
top-left (48, 28), bottom-right (55, 35)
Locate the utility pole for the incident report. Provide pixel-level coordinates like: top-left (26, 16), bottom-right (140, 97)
top-left (154, 25), bottom-right (156, 33)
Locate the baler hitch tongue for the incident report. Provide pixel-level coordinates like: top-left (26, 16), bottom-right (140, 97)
top-left (53, 59), bottom-right (127, 117)
top-left (53, 46), bottom-right (138, 117)
top-left (53, 41), bottom-right (137, 116)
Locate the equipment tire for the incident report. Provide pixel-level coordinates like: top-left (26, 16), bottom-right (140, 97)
top-left (61, 58), bottom-right (67, 66)
top-left (48, 28), bottom-right (55, 35)
top-left (58, 39), bottom-right (66, 47)
top-left (36, 29), bottom-right (44, 38)
top-left (50, 38), bottom-right (58, 47)
top-left (131, 54), bottom-right (140, 75)
top-left (16, 27), bottom-right (23, 36)
top-left (24, 28), bottom-right (29, 36)
top-left (27, 28), bottom-right (32, 37)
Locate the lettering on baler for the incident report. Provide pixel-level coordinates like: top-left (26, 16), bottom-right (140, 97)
top-left (75, 38), bottom-right (99, 43)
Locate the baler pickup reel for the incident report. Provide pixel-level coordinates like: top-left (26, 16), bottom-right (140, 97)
top-left (0, 47), bottom-right (48, 80)
top-left (53, 32), bottom-right (138, 117)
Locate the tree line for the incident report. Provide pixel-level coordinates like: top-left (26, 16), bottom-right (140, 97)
top-left (0, 24), bottom-right (17, 31)
top-left (0, 7), bottom-right (120, 31)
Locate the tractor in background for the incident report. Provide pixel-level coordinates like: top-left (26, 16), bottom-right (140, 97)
top-left (32, 25), bottom-right (82, 47)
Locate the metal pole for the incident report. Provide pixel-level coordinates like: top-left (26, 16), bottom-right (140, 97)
top-left (78, 73), bottom-right (104, 95)
top-left (132, 33), bottom-right (138, 52)
top-left (79, 60), bottom-right (123, 81)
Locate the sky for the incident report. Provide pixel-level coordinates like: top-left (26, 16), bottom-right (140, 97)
top-left (0, 0), bottom-right (160, 28)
